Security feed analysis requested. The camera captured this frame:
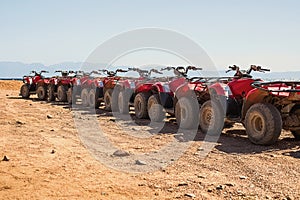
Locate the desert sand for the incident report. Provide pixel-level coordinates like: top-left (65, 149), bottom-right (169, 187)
top-left (0, 80), bottom-right (299, 200)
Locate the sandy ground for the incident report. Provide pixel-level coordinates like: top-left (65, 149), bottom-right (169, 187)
top-left (0, 80), bottom-right (299, 200)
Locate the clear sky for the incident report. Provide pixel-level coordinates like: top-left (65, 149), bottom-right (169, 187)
top-left (0, 0), bottom-right (299, 71)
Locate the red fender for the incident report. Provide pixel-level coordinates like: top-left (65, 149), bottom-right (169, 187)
top-left (241, 88), bottom-right (269, 119)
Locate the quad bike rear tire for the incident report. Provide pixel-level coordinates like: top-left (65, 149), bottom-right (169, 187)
top-left (199, 100), bottom-right (225, 136)
top-left (289, 107), bottom-right (300, 140)
top-left (245, 103), bottom-right (282, 145)
top-left (20, 84), bottom-right (30, 98)
top-left (148, 94), bottom-right (165, 122)
top-left (36, 85), bottom-right (47, 100)
top-left (134, 93), bottom-right (150, 119)
top-left (118, 90), bottom-right (131, 114)
top-left (67, 87), bottom-right (73, 105)
top-left (175, 97), bottom-right (199, 129)
top-left (291, 130), bottom-right (300, 140)
top-left (47, 85), bottom-right (55, 101)
top-left (104, 89), bottom-right (113, 111)
top-left (88, 89), bottom-right (101, 108)
top-left (57, 85), bottom-right (68, 102)
top-left (81, 88), bottom-right (89, 107)
top-left (111, 88), bottom-right (120, 112)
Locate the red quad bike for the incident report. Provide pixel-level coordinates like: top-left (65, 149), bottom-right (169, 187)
top-left (81, 68), bottom-right (128, 110)
top-left (196, 65), bottom-right (298, 145)
top-left (146, 66), bottom-right (204, 127)
top-left (87, 71), bottom-right (105, 109)
top-left (246, 80), bottom-right (300, 143)
top-left (47, 70), bottom-right (74, 102)
top-left (20, 70), bottom-right (50, 100)
top-left (113, 68), bottom-right (162, 114)
top-left (75, 70), bottom-right (104, 108)
top-left (130, 66), bottom-right (202, 121)
top-left (66, 70), bottom-right (88, 104)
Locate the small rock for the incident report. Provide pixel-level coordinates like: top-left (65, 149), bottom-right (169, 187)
top-left (29, 103), bottom-right (32, 106)
top-left (170, 158), bottom-right (175, 161)
top-left (132, 127), bottom-right (138, 131)
top-left (101, 192), bottom-right (107, 196)
top-left (197, 175), bottom-right (206, 179)
top-left (16, 120), bottom-right (25, 125)
top-left (109, 118), bottom-right (115, 122)
top-left (167, 188), bottom-right (174, 192)
top-left (225, 183), bottom-right (235, 187)
top-left (47, 114), bottom-right (53, 119)
top-left (6, 94), bottom-right (9, 96)
top-left (138, 183), bottom-right (146, 186)
top-left (178, 182), bottom-right (188, 186)
top-left (184, 193), bottom-right (196, 198)
top-left (177, 136), bottom-right (185, 142)
top-left (135, 160), bottom-right (147, 165)
top-left (216, 185), bottom-right (224, 190)
top-left (198, 147), bottom-right (204, 151)
top-left (2, 156), bottom-right (9, 161)
top-left (265, 195), bottom-right (271, 199)
top-left (286, 196), bottom-right (292, 200)
top-left (207, 188), bottom-right (213, 192)
top-left (50, 129), bottom-right (55, 132)
top-left (239, 176), bottom-right (247, 180)
top-left (112, 150), bottom-right (130, 157)
top-left (51, 150), bottom-right (55, 154)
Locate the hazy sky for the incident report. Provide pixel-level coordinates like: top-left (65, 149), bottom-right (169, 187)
top-left (0, 0), bottom-right (299, 71)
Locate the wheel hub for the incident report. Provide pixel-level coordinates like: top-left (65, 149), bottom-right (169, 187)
top-left (250, 113), bottom-right (265, 137)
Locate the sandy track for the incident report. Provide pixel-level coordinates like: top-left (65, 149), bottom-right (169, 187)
top-left (0, 81), bottom-right (299, 199)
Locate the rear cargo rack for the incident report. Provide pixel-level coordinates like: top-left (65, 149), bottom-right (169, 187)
top-left (252, 81), bottom-right (300, 93)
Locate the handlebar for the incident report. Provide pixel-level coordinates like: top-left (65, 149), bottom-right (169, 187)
top-left (149, 69), bottom-right (162, 74)
top-left (128, 67), bottom-right (148, 74)
top-left (226, 65), bottom-right (239, 73)
top-left (226, 65), bottom-right (270, 79)
top-left (116, 69), bottom-right (128, 73)
top-left (161, 66), bottom-right (175, 71)
top-left (186, 66), bottom-right (202, 71)
top-left (29, 70), bottom-right (49, 76)
top-left (90, 70), bottom-right (102, 75)
top-left (250, 65), bottom-right (270, 72)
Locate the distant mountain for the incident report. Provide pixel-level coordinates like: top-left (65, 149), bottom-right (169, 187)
top-left (0, 61), bottom-right (100, 78)
top-left (0, 61), bottom-right (116, 78)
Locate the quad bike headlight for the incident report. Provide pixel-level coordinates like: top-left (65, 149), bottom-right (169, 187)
top-left (221, 84), bottom-right (232, 97)
top-left (130, 81), bottom-right (135, 89)
top-left (163, 84), bottom-right (170, 92)
top-left (98, 80), bottom-right (104, 87)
